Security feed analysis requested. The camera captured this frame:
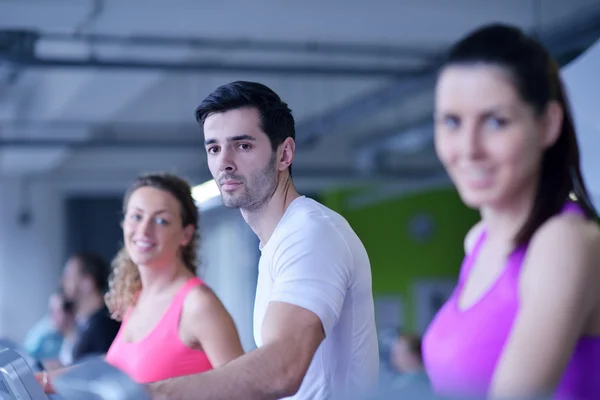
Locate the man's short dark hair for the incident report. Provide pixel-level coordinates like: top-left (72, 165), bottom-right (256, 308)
top-left (73, 252), bottom-right (111, 294)
top-left (195, 81), bottom-right (295, 174)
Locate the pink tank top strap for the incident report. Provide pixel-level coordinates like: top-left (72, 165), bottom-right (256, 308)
top-left (106, 276), bottom-right (213, 383)
top-left (161, 277), bottom-right (205, 329)
top-left (122, 291), bottom-right (142, 321)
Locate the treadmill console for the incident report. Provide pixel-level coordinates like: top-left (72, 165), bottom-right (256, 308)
top-left (0, 347), bottom-right (48, 400)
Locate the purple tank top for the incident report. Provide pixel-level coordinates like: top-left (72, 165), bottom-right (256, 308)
top-left (422, 202), bottom-right (600, 399)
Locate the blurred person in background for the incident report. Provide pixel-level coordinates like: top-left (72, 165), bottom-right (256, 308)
top-left (148, 81), bottom-right (379, 400)
top-left (36, 173), bottom-right (245, 395)
top-left (390, 333), bottom-right (429, 390)
top-left (61, 251), bottom-right (121, 365)
top-left (422, 23), bottom-right (600, 399)
top-left (23, 315), bottom-right (55, 359)
top-left (41, 290), bottom-right (77, 370)
top-left (28, 289), bottom-right (75, 366)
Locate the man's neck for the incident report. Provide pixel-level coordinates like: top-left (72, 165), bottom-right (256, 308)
top-left (75, 293), bottom-right (104, 321)
top-left (241, 179), bottom-right (300, 247)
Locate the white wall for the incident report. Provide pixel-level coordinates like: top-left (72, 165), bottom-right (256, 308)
top-left (562, 39), bottom-right (600, 205)
top-left (0, 177), bottom-right (65, 341)
top-left (199, 205), bottom-right (260, 352)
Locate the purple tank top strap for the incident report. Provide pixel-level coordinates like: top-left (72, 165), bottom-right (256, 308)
top-left (562, 200), bottom-right (585, 216)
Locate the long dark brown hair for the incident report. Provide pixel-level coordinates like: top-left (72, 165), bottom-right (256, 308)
top-left (442, 24), bottom-right (598, 246)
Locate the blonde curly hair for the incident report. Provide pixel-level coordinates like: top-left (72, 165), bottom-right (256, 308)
top-left (105, 172), bottom-right (199, 321)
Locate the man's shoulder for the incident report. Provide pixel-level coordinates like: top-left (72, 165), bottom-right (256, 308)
top-left (286, 196), bottom-right (343, 219)
top-left (277, 197), bottom-right (354, 241)
top-left (264, 198), bottom-right (366, 274)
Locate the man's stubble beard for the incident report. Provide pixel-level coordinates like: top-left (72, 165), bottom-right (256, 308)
top-left (222, 153), bottom-right (278, 212)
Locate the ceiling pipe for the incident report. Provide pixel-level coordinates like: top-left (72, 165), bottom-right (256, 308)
top-left (41, 31), bottom-right (439, 60)
top-left (3, 55), bottom-right (436, 78)
top-left (349, 5), bottom-right (600, 173)
top-left (296, 4), bottom-right (600, 147)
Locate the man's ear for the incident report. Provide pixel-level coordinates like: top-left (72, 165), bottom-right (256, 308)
top-left (277, 137), bottom-right (295, 172)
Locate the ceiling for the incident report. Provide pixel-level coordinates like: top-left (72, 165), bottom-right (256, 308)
top-left (1, 0), bottom-right (600, 193)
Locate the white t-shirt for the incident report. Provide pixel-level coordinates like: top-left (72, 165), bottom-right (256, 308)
top-left (253, 196), bottom-right (380, 400)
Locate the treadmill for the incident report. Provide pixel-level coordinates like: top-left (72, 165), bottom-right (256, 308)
top-left (0, 346), bottom-right (48, 399)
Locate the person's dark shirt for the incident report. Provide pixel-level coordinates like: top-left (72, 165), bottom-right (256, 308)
top-left (71, 306), bottom-right (120, 363)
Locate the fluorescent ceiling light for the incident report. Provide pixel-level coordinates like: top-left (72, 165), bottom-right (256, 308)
top-left (191, 179), bottom-right (221, 205)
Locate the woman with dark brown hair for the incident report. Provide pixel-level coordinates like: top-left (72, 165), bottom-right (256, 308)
top-left (422, 23), bottom-right (600, 400)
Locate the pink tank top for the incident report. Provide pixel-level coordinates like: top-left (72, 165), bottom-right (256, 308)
top-left (105, 277), bottom-right (213, 383)
top-left (422, 202), bottom-right (600, 399)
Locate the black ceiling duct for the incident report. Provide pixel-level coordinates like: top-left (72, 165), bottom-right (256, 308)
top-left (0, 29), bottom-right (436, 78)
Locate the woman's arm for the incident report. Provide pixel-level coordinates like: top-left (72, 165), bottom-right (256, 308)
top-left (35, 366), bottom-right (69, 394)
top-left (181, 286), bottom-right (245, 367)
top-left (489, 214), bottom-right (600, 398)
top-left (35, 355), bottom-right (108, 394)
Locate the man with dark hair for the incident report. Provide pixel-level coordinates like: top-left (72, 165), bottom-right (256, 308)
top-left (196, 80), bottom-right (296, 177)
top-left (149, 81), bottom-right (379, 400)
top-left (61, 252), bottom-right (120, 365)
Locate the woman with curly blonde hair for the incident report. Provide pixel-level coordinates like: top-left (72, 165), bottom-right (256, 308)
top-left (38, 172), bottom-right (244, 392)
top-left (104, 172), bottom-right (201, 322)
